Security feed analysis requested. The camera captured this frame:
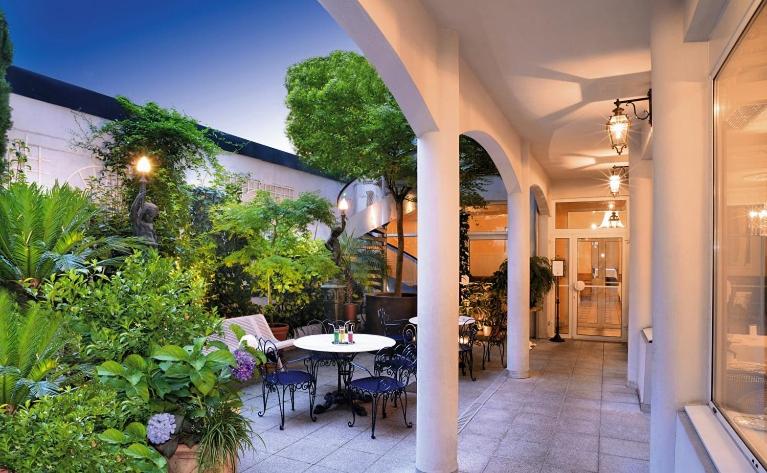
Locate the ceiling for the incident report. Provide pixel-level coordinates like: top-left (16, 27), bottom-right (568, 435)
top-left (421, 0), bottom-right (651, 180)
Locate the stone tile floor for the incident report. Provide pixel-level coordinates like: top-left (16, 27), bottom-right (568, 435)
top-left (237, 340), bottom-right (649, 473)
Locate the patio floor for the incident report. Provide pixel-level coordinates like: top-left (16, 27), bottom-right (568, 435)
top-left (237, 340), bottom-right (649, 473)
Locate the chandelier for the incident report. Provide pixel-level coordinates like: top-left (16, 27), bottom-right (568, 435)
top-left (749, 204), bottom-right (767, 237)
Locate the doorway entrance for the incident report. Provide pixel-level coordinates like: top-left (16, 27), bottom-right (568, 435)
top-left (575, 237), bottom-right (623, 338)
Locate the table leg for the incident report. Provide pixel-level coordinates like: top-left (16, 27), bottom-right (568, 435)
top-left (312, 354), bottom-right (368, 416)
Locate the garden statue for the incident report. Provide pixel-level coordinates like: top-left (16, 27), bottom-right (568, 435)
top-left (325, 210), bottom-right (346, 265)
top-left (130, 156), bottom-right (159, 247)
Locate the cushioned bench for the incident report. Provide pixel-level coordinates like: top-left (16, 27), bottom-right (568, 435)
top-left (209, 314), bottom-right (294, 353)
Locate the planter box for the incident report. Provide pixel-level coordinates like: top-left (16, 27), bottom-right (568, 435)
top-left (168, 444), bottom-right (235, 473)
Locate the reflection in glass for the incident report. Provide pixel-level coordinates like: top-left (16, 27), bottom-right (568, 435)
top-left (555, 238), bottom-right (570, 335)
top-left (576, 238), bottom-right (622, 338)
top-left (713, 4), bottom-right (767, 464)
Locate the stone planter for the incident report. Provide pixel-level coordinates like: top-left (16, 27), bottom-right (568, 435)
top-left (364, 293), bottom-right (416, 335)
top-left (269, 323), bottom-right (290, 341)
top-left (167, 444), bottom-right (236, 473)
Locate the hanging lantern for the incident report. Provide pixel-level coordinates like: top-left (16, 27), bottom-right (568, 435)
top-left (606, 106), bottom-right (630, 155)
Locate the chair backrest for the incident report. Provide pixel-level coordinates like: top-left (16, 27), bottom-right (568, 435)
top-left (294, 319), bottom-right (332, 338)
top-left (403, 323), bottom-right (417, 344)
top-left (459, 320), bottom-right (479, 345)
top-left (374, 344), bottom-right (417, 384)
top-left (257, 338), bottom-right (282, 375)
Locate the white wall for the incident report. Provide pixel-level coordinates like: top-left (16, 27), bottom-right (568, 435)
top-left (7, 94), bottom-right (343, 203)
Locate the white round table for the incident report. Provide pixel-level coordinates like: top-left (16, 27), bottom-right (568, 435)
top-left (294, 334), bottom-right (395, 414)
top-left (408, 315), bottom-right (475, 325)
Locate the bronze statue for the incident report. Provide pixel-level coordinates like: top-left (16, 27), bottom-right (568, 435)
top-left (325, 211), bottom-right (346, 265)
top-left (130, 179), bottom-right (159, 247)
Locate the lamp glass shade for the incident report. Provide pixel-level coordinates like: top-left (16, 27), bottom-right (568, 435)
top-left (338, 197), bottom-right (349, 212)
top-left (607, 108), bottom-right (630, 155)
top-left (609, 173), bottom-right (621, 196)
top-left (135, 156), bottom-right (152, 174)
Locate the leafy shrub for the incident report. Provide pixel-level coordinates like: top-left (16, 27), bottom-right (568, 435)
top-left (0, 181), bottom-right (142, 291)
top-left (39, 251), bottom-right (221, 363)
top-left (0, 384), bottom-right (151, 473)
top-left (0, 289), bottom-right (61, 411)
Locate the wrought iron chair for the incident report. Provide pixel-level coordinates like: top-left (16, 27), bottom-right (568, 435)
top-left (459, 320), bottom-right (479, 381)
top-left (348, 344), bottom-right (417, 439)
top-left (377, 307), bottom-right (407, 345)
top-left (481, 319), bottom-right (507, 369)
top-left (257, 338), bottom-right (318, 430)
top-left (402, 323), bottom-right (417, 345)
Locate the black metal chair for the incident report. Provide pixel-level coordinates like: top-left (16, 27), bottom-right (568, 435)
top-left (480, 320), bottom-right (507, 369)
top-left (402, 323), bottom-right (417, 345)
top-left (348, 344), bottom-right (417, 439)
top-left (377, 307), bottom-right (407, 345)
top-left (257, 339), bottom-right (318, 430)
top-left (459, 320), bottom-right (479, 381)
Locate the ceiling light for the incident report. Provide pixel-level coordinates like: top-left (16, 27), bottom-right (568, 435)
top-left (748, 203), bottom-right (767, 237)
top-left (599, 210), bottom-right (625, 229)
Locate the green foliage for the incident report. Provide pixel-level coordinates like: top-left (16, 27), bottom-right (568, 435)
top-left (214, 191), bottom-right (338, 323)
top-left (0, 181), bottom-right (143, 290)
top-left (459, 210), bottom-right (470, 281)
top-left (0, 290), bottom-right (61, 410)
top-left (337, 234), bottom-right (386, 302)
top-left (77, 96), bottom-right (222, 255)
top-left (98, 423), bottom-right (168, 473)
top-left (187, 186), bottom-right (255, 318)
top-left (98, 338), bottom-right (259, 470)
top-left (530, 256), bottom-right (555, 309)
top-left (459, 136), bottom-right (498, 207)
top-left (0, 384), bottom-right (151, 473)
top-left (0, 139), bottom-right (30, 187)
top-left (38, 251), bottom-right (221, 363)
top-left (0, 11), bottom-right (11, 171)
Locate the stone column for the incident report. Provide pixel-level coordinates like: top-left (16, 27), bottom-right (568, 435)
top-left (415, 29), bottom-right (460, 473)
top-left (649, 0), bottom-right (710, 470)
top-left (627, 124), bottom-right (653, 389)
top-left (507, 146), bottom-right (530, 378)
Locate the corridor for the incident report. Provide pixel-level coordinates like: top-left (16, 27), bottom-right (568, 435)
top-left (459, 341), bottom-right (649, 473)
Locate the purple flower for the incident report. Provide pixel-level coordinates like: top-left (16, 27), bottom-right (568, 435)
top-left (146, 413), bottom-right (175, 445)
top-left (231, 349), bottom-right (256, 382)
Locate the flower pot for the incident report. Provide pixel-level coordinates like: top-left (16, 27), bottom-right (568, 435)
top-left (344, 302), bottom-right (360, 322)
top-left (269, 322), bottom-right (290, 341)
top-left (167, 444), bottom-right (236, 473)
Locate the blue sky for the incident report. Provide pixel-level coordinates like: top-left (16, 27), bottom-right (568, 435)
top-left (1, 0), bottom-right (359, 152)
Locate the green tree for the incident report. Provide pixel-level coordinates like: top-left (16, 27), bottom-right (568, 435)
top-left (285, 51), bottom-right (497, 295)
top-left (213, 191), bottom-right (339, 323)
top-left (0, 11), bottom-right (12, 175)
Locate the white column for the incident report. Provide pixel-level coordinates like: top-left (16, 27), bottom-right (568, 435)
top-left (415, 29), bottom-right (460, 473)
top-left (627, 125), bottom-right (653, 389)
top-left (507, 148), bottom-right (530, 378)
top-left (649, 0), bottom-right (710, 470)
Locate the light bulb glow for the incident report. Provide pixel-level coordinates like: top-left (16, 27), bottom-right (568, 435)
top-left (338, 197), bottom-right (349, 212)
top-left (609, 174), bottom-right (621, 196)
top-left (748, 203), bottom-right (767, 237)
top-left (135, 156), bottom-right (152, 175)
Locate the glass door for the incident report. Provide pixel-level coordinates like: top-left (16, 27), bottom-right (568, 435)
top-left (575, 238), bottom-right (623, 338)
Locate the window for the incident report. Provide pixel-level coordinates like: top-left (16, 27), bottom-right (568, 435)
top-left (555, 200), bottom-right (627, 230)
top-left (713, 3), bottom-right (767, 465)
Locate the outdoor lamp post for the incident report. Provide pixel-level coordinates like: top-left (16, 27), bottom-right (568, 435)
top-left (130, 155), bottom-right (159, 247)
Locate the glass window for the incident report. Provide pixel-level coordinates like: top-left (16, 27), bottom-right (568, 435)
top-left (555, 200), bottom-right (627, 229)
top-left (713, 3), bottom-right (767, 465)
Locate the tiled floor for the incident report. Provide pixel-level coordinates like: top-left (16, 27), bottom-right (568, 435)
top-left (237, 340), bottom-right (649, 473)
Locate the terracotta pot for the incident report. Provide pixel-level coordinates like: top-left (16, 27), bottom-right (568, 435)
top-left (1, 467), bottom-right (13, 473)
top-left (269, 322), bottom-right (290, 341)
top-left (344, 302), bottom-right (360, 322)
top-left (167, 444), bottom-right (236, 473)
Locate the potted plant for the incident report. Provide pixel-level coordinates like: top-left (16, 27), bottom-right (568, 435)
top-left (214, 191), bottom-right (339, 340)
top-left (337, 234), bottom-right (386, 322)
top-left (98, 336), bottom-right (265, 472)
top-left (530, 256), bottom-right (556, 310)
